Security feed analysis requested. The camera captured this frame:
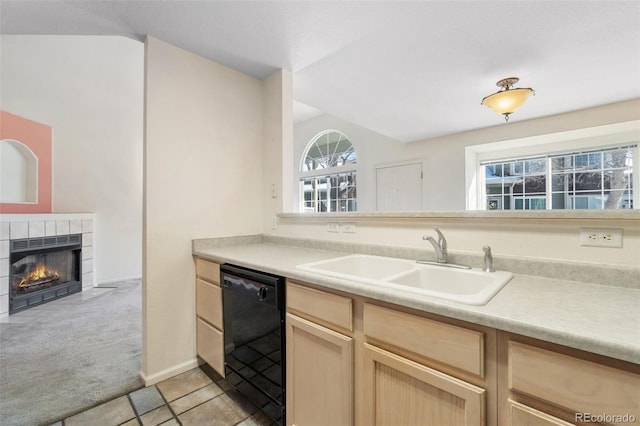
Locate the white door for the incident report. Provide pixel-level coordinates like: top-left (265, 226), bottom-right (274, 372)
top-left (376, 163), bottom-right (422, 211)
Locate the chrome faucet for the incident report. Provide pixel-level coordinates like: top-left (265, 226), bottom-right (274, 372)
top-left (423, 226), bottom-right (447, 264)
top-left (482, 246), bottom-right (495, 272)
top-left (418, 227), bottom-right (471, 269)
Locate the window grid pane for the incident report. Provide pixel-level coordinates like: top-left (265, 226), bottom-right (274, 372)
top-left (483, 145), bottom-right (635, 210)
top-left (299, 172), bottom-right (357, 213)
top-left (302, 131), bottom-right (357, 172)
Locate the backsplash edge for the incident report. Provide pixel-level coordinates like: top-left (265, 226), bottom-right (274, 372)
top-left (264, 235), bottom-right (640, 289)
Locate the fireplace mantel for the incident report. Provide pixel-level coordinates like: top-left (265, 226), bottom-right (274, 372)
top-left (0, 213), bottom-right (95, 318)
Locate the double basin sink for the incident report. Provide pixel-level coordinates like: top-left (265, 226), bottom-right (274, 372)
top-left (296, 254), bottom-right (513, 305)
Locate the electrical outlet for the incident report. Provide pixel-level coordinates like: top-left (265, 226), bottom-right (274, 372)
top-left (341, 222), bottom-right (356, 233)
top-left (579, 228), bottom-right (623, 248)
top-left (327, 222), bottom-right (340, 233)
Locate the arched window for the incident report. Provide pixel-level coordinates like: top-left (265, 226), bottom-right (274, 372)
top-left (300, 130), bottom-right (357, 212)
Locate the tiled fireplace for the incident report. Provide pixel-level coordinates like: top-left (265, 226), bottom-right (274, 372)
top-left (0, 213), bottom-right (95, 318)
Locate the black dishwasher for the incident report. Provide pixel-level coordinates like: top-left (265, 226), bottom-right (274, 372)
top-left (220, 264), bottom-right (286, 425)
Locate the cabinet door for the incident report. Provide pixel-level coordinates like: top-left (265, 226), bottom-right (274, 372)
top-left (362, 343), bottom-right (485, 426)
top-left (286, 313), bottom-right (353, 426)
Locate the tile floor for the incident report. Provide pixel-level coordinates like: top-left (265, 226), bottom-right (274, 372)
top-left (50, 365), bottom-right (276, 426)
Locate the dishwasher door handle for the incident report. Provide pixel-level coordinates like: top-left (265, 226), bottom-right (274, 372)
top-left (257, 286), bottom-right (268, 301)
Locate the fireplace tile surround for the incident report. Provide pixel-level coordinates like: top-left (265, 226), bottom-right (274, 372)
top-left (0, 213), bottom-right (95, 318)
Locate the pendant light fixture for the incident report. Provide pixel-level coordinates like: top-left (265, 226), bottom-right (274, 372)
top-left (481, 77), bottom-right (534, 122)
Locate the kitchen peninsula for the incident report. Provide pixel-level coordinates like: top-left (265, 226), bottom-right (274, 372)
top-left (193, 233), bottom-right (640, 426)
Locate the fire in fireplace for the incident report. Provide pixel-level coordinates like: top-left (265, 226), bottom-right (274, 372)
top-left (17, 263), bottom-right (61, 292)
top-left (9, 234), bottom-right (82, 313)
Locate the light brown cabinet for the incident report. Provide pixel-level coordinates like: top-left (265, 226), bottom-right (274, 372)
top-left (286, 281), bottom-right (354, 426)
top-left (194, 257), bottom-right (225, 376)
top-left (498, 333), bottom-right (640, 426)
top-left (362, 342), bottom-right (485, 425)
top-left (286, 313), bottom-right (354, 426)
top-left (286, 280), bottom-right (497, 426)
top-left (362, 302), bottom-right (493, 426)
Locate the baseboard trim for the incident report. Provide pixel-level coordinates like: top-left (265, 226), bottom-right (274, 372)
top-left (96, 275), bottom-right (143, 286)
top-left (140, 358), bottom-right (200, 386)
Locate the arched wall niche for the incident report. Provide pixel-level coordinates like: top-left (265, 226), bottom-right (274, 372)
top-left (0, 110), bottom-right (52, 213)
top-left (0, 139), bottom-right (38, 203)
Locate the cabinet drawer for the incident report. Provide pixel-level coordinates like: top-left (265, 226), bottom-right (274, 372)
top-left (508, 341), bottom-right (640, 423)
top-left (197, 317), bottom-right (224, 376)
top-left (509, 400), bottom-right (575, 426)
top-left (196, 258), bottom-right (220, 284)
top-left (364, 303), bottom-right (484, 377)
top-left (196, 278), bottom-right (222, 329)
top-left (287, 281), bottom-right (353, 332)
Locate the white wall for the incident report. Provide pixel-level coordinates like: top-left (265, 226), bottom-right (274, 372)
top-left (405, 99), bottom-right (640, 210)
top-left (293, 100), bottom-right (640, 211)
top-left (294, 114), bottom-right (406, 211)
top-left (144, 37), bottom-right (284, 383)
top-left (272, 213), bottom-right (640, 269)
top-left (0, 35), bottom-right (144, 283)
top-left (263, 70), bottom-right (294, 230)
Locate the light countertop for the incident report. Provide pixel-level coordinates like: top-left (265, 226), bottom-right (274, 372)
top-left (193, 237), bottom-right (640, 365)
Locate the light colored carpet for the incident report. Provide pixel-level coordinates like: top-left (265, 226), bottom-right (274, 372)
top-left (0, 280), bottom-right (143, 426)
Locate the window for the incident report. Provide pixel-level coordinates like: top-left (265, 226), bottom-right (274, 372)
top-left (299, 130), bottom-right (357, 212)
top-left (482, 145), bottom-right (636, 210)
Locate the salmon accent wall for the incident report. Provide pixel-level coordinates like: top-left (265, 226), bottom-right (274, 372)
top-left (0, 110), bottom-right (52, 213)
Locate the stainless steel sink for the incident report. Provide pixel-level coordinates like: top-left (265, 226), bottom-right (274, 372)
top-left (296, 254), bottom-right (513, 305)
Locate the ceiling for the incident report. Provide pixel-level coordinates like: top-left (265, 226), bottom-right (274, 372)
top-left (1, 1), bottom-right (639, 142)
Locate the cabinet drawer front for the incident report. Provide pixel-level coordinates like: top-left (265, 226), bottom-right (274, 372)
top-left (196, 278), bottom-right (222, 329)
top-left (364, 303), bottom-right (484, 377)
top-left (287, 281), bottom-right (353, 332)
top-left (197, 317), bottom-right (225, 377)
top-left (508, 341), bottom-right (640, 424)
top-left (196, 258), bottom-right (220, 284)
top-left (509, 400), bottom-right (575, 426)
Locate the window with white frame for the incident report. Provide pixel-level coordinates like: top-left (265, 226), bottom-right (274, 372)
top-left (482, 144), bottom-right (636, 210)
top-left (299, 130), bottom-right (357, 212)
